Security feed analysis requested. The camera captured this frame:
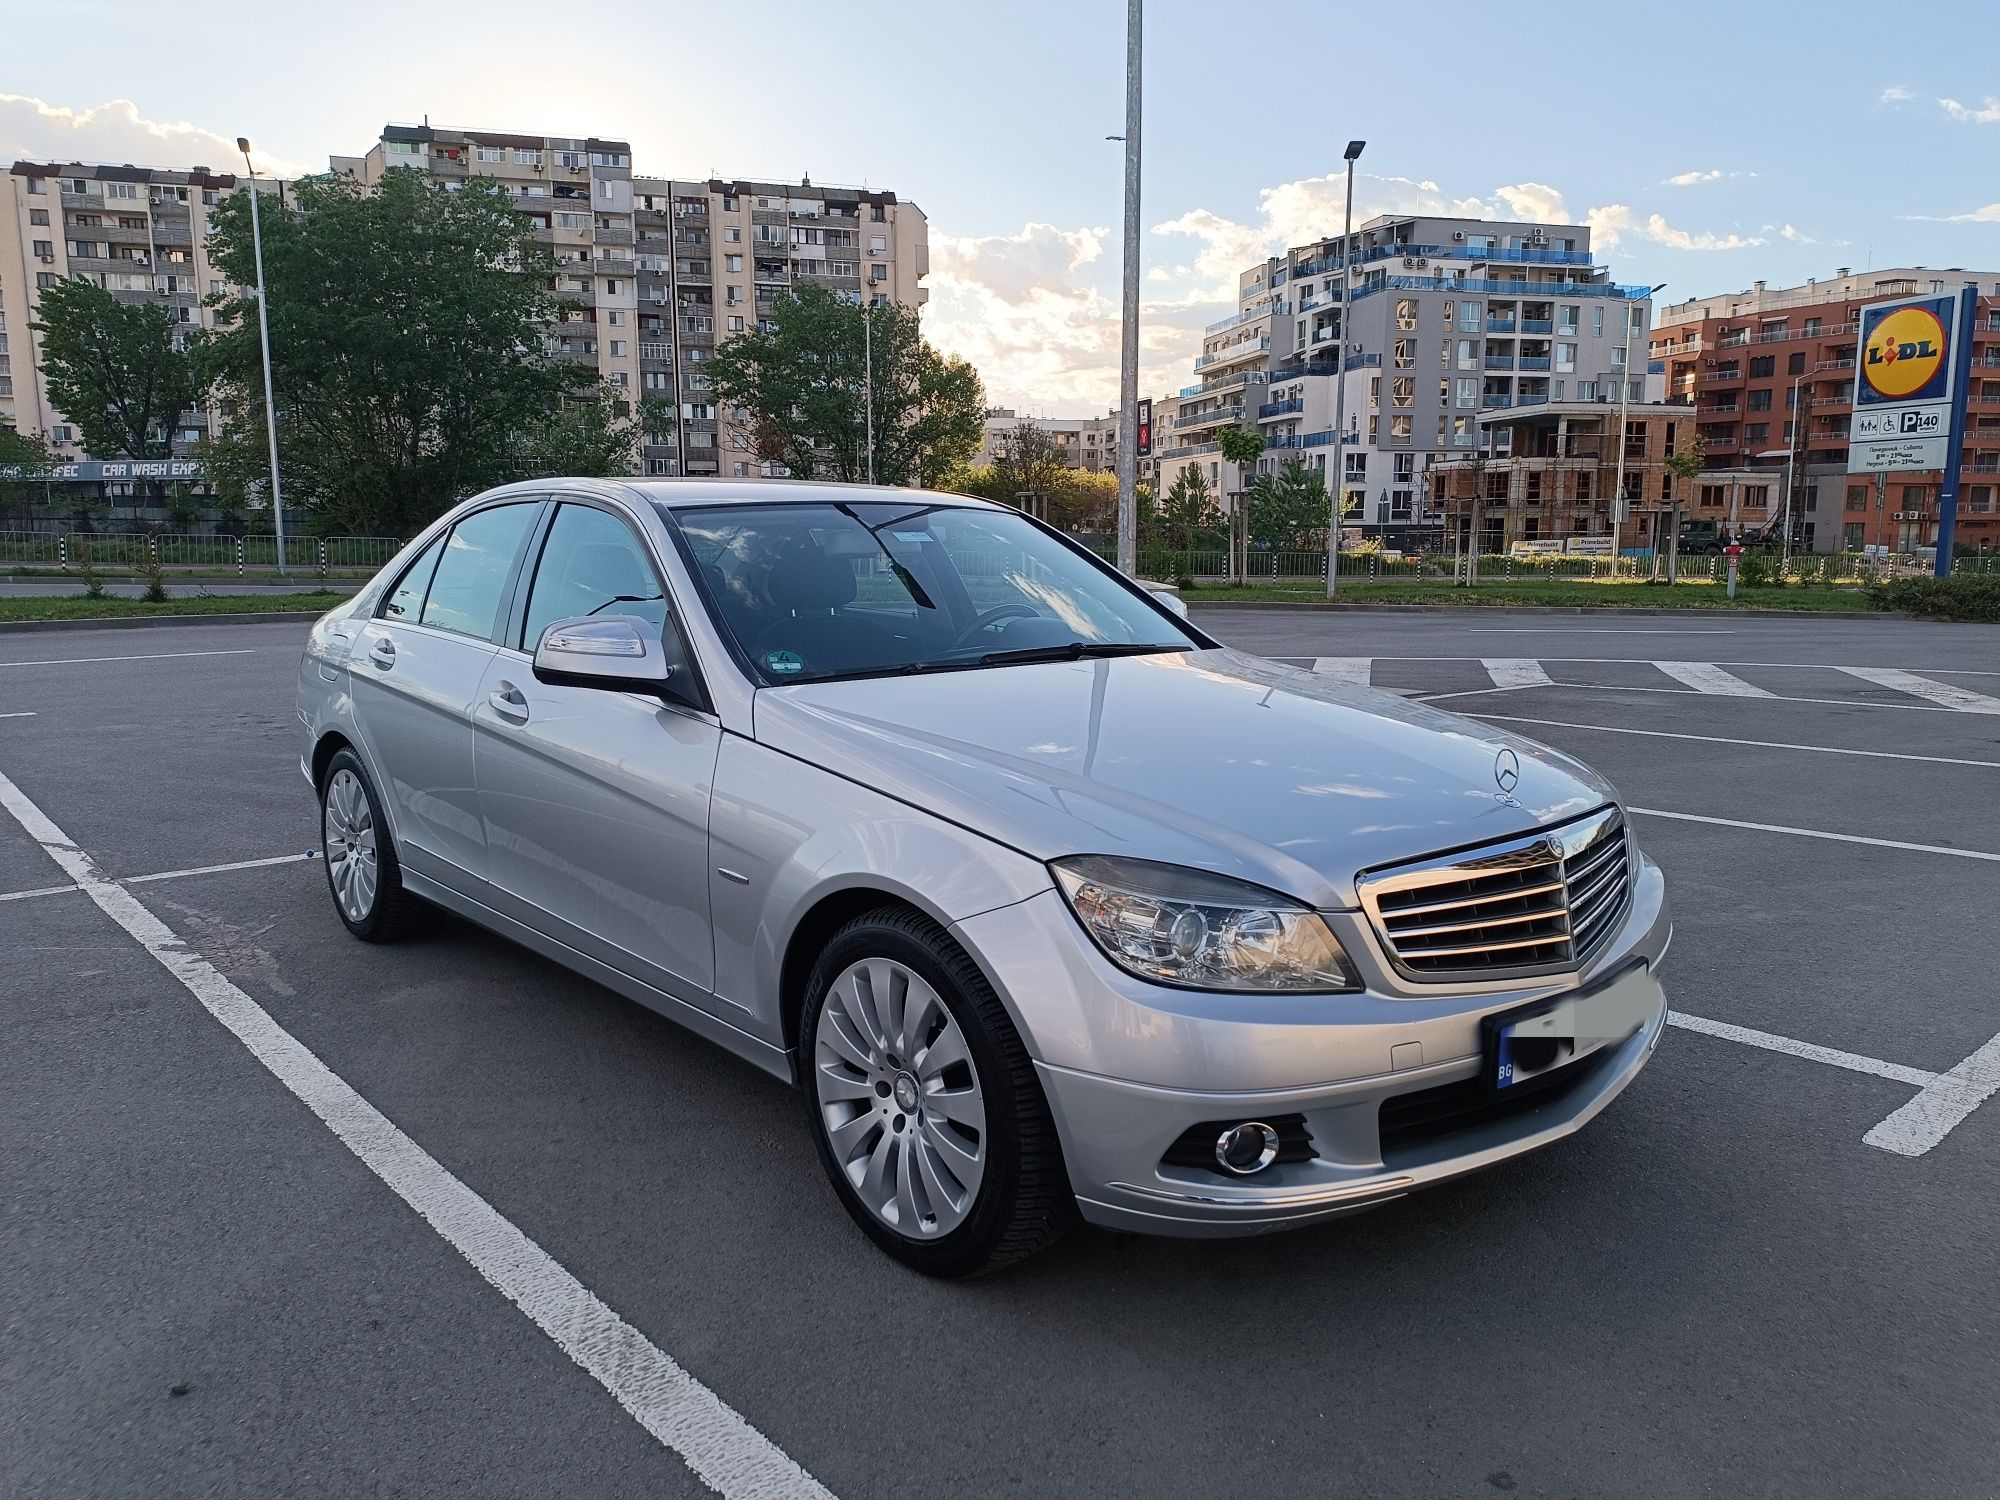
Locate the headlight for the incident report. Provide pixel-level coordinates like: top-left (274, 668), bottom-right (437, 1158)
top-left (1051, 855), bottom-right (1359, 993)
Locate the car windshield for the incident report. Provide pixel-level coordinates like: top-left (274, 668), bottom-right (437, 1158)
top-left (667, 500), bottom-right (1198, 684)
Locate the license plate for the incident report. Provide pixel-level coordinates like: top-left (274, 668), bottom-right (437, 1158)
top-left (1487, 962), bottom-right (1656, 1091)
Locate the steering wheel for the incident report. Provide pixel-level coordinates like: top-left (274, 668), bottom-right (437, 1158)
top-left (950, 604), bottom-right (1042, 647)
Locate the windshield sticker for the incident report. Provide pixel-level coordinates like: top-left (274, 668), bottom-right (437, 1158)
top-left (888, 531), bottom-right (932, 542)
top-left (764, 649), bottom-right (807, 676)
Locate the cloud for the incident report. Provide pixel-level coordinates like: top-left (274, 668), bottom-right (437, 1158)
top-left (1879, 84), bottom-right (1915, 105)
top-left (1489, 182), bottom-right (1571, 223)
top-left (1585, 205), bottom-right (1764, 252)
top-left (1939, 96), bottom-right (2000, 124)
top-left (1664, 169), bottom-right (1723, 187)
top-left (0, 94), bottom-right (308, 177)
top-left (1897, 202), bottom-right (2000, 223)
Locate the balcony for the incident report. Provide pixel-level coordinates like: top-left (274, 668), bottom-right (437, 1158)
top-left (1195, 334), bottom-right (1270, 370)
top-left (1486, 317), bottom-right (1517, 333)
top-left (1484, 354), bottom-right (1515, 370)
top-left (1174, 405), bottom-right (1243, 429)
top-left (1205, 301), bottom-right (1288, 334)
top-left (1518, 356), bottom-right (1552, 371)
top-left (1344, 351), bottom-right (1381, 372)
top-left (1697, 367), bottom-right (1743, 385)
top-left (1482, 395), bottom-right (1513, 409)
top-left (1521, 318), bottom-right (1554, 334)
top-left (1716, 331), bottom-right (1750, 348)
top-left (1257, 397), bottom-right (1304, 421)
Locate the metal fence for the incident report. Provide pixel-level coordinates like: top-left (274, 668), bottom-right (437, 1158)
top-left (1109, 545), bottom-right (1978, 587)
top-left (0, 531), bottom-right (403, 575)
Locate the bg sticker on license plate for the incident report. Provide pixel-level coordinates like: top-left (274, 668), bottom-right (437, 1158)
top-left (1490, 963), bottom-right (1655, 1090)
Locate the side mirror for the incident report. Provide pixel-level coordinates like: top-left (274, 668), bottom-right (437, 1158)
top-left (532, 615), bottom-right (678, 696)
top-left (1149, 588), bottom-right (1190, 620)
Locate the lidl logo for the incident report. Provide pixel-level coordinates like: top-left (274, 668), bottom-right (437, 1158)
top-left (1862, 305), bottom-right (1947, 399)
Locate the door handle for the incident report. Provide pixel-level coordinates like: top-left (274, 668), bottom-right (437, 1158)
top-left (368, 639), bottom-right (397, 670)
top-left (488, 681), bottom-right (530, 723)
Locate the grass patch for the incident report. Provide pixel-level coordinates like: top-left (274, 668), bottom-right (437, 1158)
top-left (1181, 579), bottom-right (1879, 612)
top-left (0, 591), bottom-right (349, 623)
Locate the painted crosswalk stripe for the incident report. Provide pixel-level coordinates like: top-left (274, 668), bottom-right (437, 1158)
top-left (1652, 661), bottom-right (1776, 697)
top-left (1835, 666), bottom-right (2000, 714)
top-left (1311, 657), bottom-right (1373, 685)
top-left (1480, 658), bottom-right (1553, 689)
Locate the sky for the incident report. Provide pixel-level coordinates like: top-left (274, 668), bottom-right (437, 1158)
top-left (4, 0), bottom-right (1998, 412)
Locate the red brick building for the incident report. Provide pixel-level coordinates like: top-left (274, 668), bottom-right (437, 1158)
top-left (1651, 268), bottom-right (2000, 553)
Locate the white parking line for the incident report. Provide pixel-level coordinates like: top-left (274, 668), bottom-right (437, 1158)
top-left (1481, 658), bottom-right (1554, 689)
top-left (0, 648), bottom-right (259, 669)
top-left (1651, 662), bottom-right (1775, 697)
top-left (1311, 656), bottom-right (1372, 684)
top-left (1667, 1012), bottom-right (1938, 1089)
top-left (1864, 1033), bottom-right (2000, 1156)
top-left (0, 766), bottom-right (836, 1500)
top-left (1468, 714), bottom-right (2000, 770)
top-left (0, 880), bottom-right (79, 903)
top-left (1631, 807), bottom-right (2000, 863)
top-left (0, 711), bottom-right (36, 718)
top-left (124, 852), bottom-right (317, 885)
top-left (1836, 666), bottom-right (2000, 714)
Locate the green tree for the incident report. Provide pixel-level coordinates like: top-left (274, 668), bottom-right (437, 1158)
top-left (29, 278), bottom-right (201, 509)
top-left (1156, 466), bottom-right (1215, 549)
top-left (1248, 458), bottom-right (1332, 550)
top-left (0, 426), bottom-right (54, 531)
top-left (706, 284), bottom-right (985, 487)
top-left (199, 171), bottom-right (633, 537)
top-left (990, 418), bottom-right (1069, 516)
top-left (1048, 468), bottom-right (1118, 533)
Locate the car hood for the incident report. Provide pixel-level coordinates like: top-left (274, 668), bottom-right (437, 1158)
top-left (753, 647), bottom-right (1614, 909)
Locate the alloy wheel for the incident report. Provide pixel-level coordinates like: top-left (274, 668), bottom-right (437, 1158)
top-left (813, 957), bottom-right (987, 1238)
top-left (323, 767), bottom-right (379, 923)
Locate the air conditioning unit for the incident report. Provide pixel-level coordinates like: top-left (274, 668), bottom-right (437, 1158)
top-left (1452, 231), bottom-right (1466, 242)
top-left (37, 253), bottom-right (54, 263)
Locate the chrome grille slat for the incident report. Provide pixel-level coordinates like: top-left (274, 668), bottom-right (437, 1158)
top-left (1357, 808), bottom-right (1632, 982)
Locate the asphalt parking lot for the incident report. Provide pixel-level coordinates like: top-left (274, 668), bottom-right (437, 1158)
top-left (3, 608), bottom-right (1996, 1499)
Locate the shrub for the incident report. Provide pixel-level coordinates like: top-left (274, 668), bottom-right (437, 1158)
top-left (1869, 574), bottom-right (2000, 621)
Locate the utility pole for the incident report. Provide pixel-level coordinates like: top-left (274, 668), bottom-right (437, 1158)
top-left (863, 302), bottom-right (874, 485)
top-left (237, 137), bottom-right (287, 574)
top-left (1326, 139), bottom-right (1364, 598)
top-left (1113, 0), bottom-right (1142, 575)
top-left (1780, 372), bottom-right (1803, 572)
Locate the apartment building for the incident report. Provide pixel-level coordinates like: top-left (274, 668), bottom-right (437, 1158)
top-left (976, 408), bottom-right (1120, 472)
top-left (1157, 213), bottom-right (1654, 548)
top-left (0, 159), bottom-right (254, 461)
top-left (1652, 267), bottom-right (2000, 552)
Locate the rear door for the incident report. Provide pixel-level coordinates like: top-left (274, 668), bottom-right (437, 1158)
top-left (348, 499), bottom-right (544, 892)
top-left (471, 498), bottom-right (722, 1003)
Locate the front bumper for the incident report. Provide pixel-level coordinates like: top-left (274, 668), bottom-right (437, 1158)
top-left (953, 854), bottom-right (1670, 1238)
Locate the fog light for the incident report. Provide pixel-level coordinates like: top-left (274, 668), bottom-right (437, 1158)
top-left (1214, 1121), bottom-right (1281, 1176)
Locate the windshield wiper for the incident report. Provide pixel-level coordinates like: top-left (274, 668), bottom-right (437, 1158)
top-left (976, 641), bottom-right (1190, 667)
top-left (833, 501), bottom-right (937, 611)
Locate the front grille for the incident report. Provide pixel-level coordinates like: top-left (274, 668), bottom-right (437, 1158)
top-left (1377, 1044), bottom-right (1615, 1160)
top-left (1357, 808), bottom-right (1631, 982)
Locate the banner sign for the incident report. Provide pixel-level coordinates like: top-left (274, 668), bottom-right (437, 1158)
top-left (1135, 398), bottom-right (1153, 458)
top-left (0, 459), bottom-right (206, 483)
top-left (1848, 293), bottom-right (1965, 475)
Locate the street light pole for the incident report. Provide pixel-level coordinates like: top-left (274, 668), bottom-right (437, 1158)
top-left (1325, 139), bottom-right (1364, 599)
top-left (236, 137), bottom-right (287, 575)
top-left (863, 301), bottom-right (874, 485)
top-left (1780, 372), bottom-right (1803, 573)
top-left (1611, 282), bottom-right (1667, 551)
top-left (1113, 0), bottom-right (1143, 576)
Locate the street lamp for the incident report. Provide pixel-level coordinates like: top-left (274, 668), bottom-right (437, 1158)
top-left (236, 137), bottom-right (287, 575)
top-left (1325, 138), bottom-right (1364, 600)
top-left (1612, 281), bottom-right (1667, 550)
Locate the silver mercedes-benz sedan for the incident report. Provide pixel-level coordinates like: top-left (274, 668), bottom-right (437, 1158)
top-left (297, 478), bottom-right (1669, 1275)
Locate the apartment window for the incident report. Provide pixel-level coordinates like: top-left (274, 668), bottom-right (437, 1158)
top-left (1555, 342), bottom-right (1577, 373)
top-left (724, 254), bottom-right (742, 272)
top-left (1390, 414), bottom-right (1412, 443)
top-left (725, 286), bottom-right (742, 305)
top-left (107, 183), bottom-right (138, 200)
top-left (868, 265), bottom-right (887, 285)
top-left (868, 235), bottom-right (887, 254)
top-left (1556, 306), bottom-right (1579, 335)
top-left (1395, 298), bottom-right (1419, 331)
top-left (727, 315), bottom-right (745, 332)
top-left (643, 371), bottom-right (669, 390)
top-left (477, 146), bottom-right (505, 163)
top-left (29, 208), bottom-right (48, 226)
top-left (608, 372), bottom-right (628, 387)
top-left (609, 340), bottom-right (627, 357)
top-left (607, 309), bottom-right (626, 326)
top-left (1591, 306), bottom-right (1604, 338)
top-left (1453, 416), bottom-right (1475, 447)
top-left (552, 212), bottom-right (588, 230)
top-left (1458, 301), bottom-right (1480, 332)
top-left (35, 272), bottom-right (57, 288)
top-left (34, 240), bottom-right (54, 258)
top-left (1746, 423), bottom-right (1770, 444)
top-left (1846, 485), bottom-right (1868, 512)
top-left (1455, 376), bottom-right (1478, 408)
top-left (1456, 339), bottom-right (1478, 370)
top-left (1391, 377), bottom-right (1414, 407)
top-left (604, 280), bottom-right (621, 295)
top-left (724, 227), bottom-right (742, 243)
top-left (871, 205), bottom-right (887, 222)
top-left (514, 149), bottom-right (542, 166)
top-left (722, 196), bottom-right (739, 212)
top-left (1747, 388), bottom-right (1772, 412)
top-left (25, 177), bottom-right (45, 194)
top-left (1749, 355), bottom-right (1775, 378)
top-left (1368, 415), bottom-right (1379, 443)
top-left (1438, 378), bottom-right (1449, 404)
top-left (1369, 376), bottom-right (1380, 405)
top-left (1394, 339), bottom-right (1415, 370)
top-left (1576, 380), bottom-right (1598, 401)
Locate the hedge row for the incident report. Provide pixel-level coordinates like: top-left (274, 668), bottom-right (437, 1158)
top-left (1869, 575), bottom-right (2000, 622)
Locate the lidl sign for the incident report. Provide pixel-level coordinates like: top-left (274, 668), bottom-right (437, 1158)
top-left (1849, 292), bottom-right (1967, 474)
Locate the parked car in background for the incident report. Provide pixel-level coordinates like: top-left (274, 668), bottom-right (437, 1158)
top-left (298, 479), bottom-right (1671, 1275)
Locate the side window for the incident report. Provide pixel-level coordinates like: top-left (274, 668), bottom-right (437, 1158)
top-left (419, 503), bottom-right (539, 641)
top-left (381, 534), bottom-right (445, 622)
top-left (521, 503), bottom-right (669, 652)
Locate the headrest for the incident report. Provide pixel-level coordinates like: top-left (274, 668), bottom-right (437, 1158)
top-left (767, 547), bottom-right (856, 611)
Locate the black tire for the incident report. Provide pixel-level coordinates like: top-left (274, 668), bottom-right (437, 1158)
top-left (318, 747), bottom-right (430, 943)
top-left (799, 906), bottom-right (1076, 1277)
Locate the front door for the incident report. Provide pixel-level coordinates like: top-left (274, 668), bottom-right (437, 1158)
top-left (347, 500), bottom-right (543, 891)
top-left (471, 499), bottom-right (721, 1003)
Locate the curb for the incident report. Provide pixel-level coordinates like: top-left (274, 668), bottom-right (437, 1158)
top-left (0, 609), bottom-right (331, 635)
top-left (1185, 601), bottom-right (1903, 620)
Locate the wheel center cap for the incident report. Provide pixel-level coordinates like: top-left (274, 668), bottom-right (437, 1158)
top-left (892, 1072), bottom-right (920, 1113)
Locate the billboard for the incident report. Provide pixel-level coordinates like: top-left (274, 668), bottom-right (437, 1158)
top-left (1134, 397), bottom-right (1153, 458)
top-left (0, 458), bottom-right (206, 483)
top-left (1848, 293), bottom-right (1964, 475)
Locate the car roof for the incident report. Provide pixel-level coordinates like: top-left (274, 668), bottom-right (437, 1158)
top-left (614, 477), bottom-right (1005, 511)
